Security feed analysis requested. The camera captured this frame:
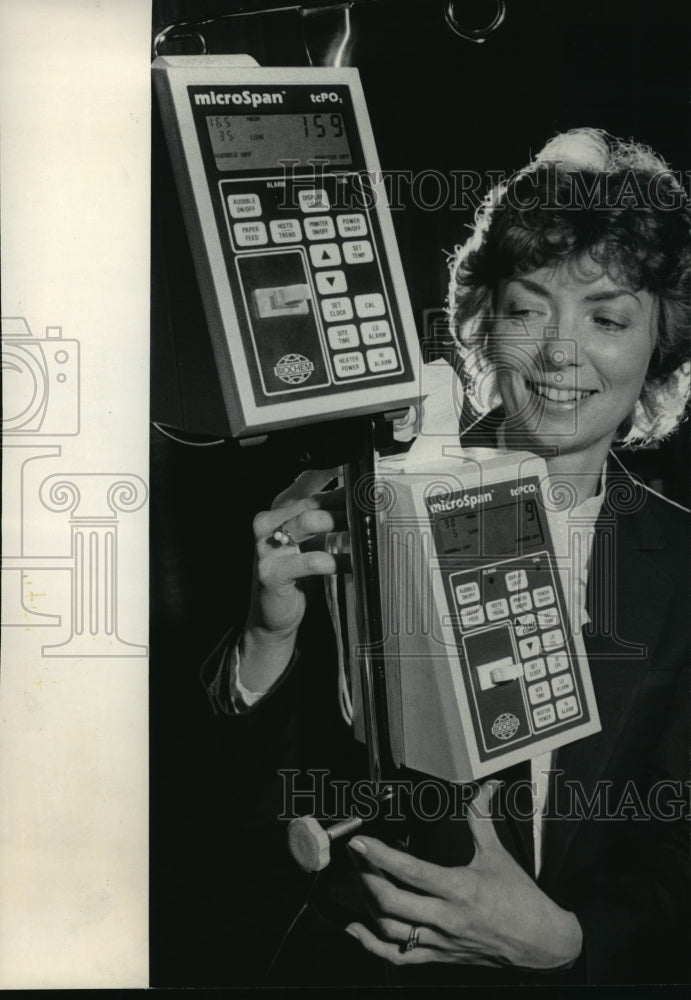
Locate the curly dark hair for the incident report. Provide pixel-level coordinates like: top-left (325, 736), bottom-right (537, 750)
top-left (448, 129), bottom-right (691, 444)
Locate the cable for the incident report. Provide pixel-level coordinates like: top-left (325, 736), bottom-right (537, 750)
top-left (154, 1), bottom-right (374, 57)
top-left (153, 0), bottom-right (507, 58)
top-left (265, 870), bottom-right (322, 978)
top-left (152, 421), bottom-right (226, 447)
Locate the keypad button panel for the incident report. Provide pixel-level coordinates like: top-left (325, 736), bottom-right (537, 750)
top-left (221, 174), bottom-right (404, 387)
top-left (450, 554), bottom-right (583, 736)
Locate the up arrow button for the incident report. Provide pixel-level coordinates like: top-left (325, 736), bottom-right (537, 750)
top-left (309, 243), bottom-right (342, 268)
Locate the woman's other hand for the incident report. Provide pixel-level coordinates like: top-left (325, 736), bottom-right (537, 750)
top-left (345, 781), bottom-right (583, 970)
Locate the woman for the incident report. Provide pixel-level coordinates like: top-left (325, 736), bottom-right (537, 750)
top-left (203, 129), bottom-right (690, 984)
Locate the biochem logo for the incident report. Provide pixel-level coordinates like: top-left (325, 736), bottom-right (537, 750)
top-left (274, 353), bottom-right (314, 385)
top-left (491, 712), bottom-right (520, 741)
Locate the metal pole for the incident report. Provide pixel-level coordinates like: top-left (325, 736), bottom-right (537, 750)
top-left (343, 416), bottom-right (396, 785)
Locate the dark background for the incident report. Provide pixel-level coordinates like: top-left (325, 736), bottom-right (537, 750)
top-left (149, 0), bottom-right (690, 986)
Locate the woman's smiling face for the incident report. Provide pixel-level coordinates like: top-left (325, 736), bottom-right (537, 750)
top-left (491, 257), bottom-right (658, 465)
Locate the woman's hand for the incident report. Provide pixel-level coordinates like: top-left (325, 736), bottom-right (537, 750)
top-left (345, 782), bottom-right (583, 970)
top-left (239, 469), bottom-right (345, 694)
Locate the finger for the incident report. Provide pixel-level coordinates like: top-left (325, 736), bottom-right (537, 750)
top-left (255, 487), bottom-right (347, 540)
top-left (281, 504), bottom-right (350, 542)
top-left (466, 780), bottom-right (504, 852)
top-left (259, 550), bottom-right (336, 590)
top-left (271, 469), bottom-right (341, 509)
top-left (259, 508), bottom-right (339, 549)
top-left (305, 485), bottom-right (345, 511)
top-left (348, 837), bottom-right (451, 897)
top-left (345, 923), bottom-right (448, 967)
top-left (253, 497), bottom-right (328, 540)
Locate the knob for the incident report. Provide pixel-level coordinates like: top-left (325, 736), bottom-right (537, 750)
top-left (288, 815), bottom-right (363, 872)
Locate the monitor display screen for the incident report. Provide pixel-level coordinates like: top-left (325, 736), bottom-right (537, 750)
top-left (436, 498), bottom-right (544, 557)
top-left (206, 112), bottom-right (352, 170)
